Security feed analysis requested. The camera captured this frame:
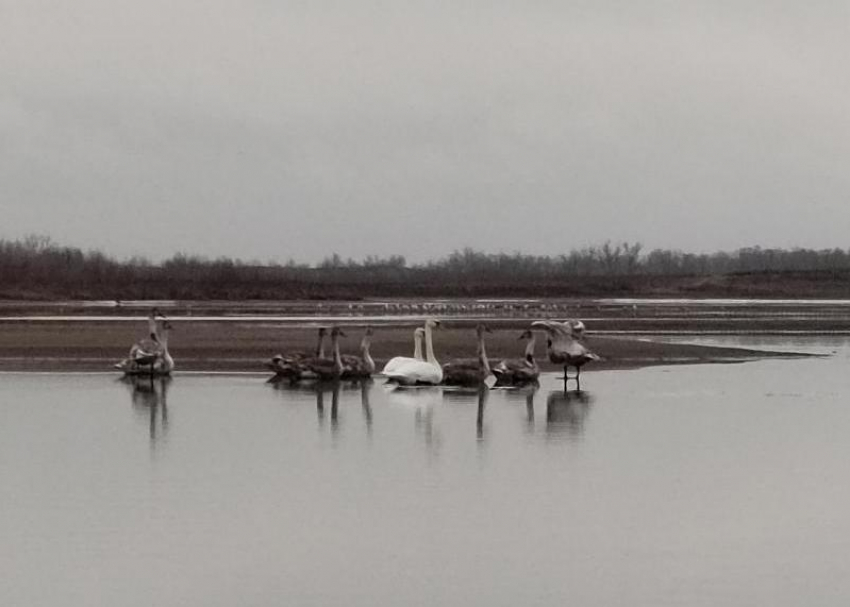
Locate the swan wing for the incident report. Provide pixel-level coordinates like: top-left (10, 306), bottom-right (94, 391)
top-left (382, 356), bottom-right (417, 376)
top-left (384, 360), bottom-right (443, 385)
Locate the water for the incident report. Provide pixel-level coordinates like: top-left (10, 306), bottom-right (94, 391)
top-left (3, 339), bottom-right (850, 606)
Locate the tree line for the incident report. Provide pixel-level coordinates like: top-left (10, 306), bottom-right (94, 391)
top-left (2, 235), bottom-right (850, 300)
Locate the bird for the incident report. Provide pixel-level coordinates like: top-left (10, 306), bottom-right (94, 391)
top-left (114, 308), bottom-right (168, 375)
top-left (492, 329), bottom-right (540, 386)
top-left (382, 319), bottom-right (442, 385)
top-left (292, 327), bottom-right (346, 381)
top-left (531, 319), bottom-right (600, 391)
top-left (150, 320), bottom-right (175, 375)
top-left (382, 327), bottom-right (425, 375)
top-left (341, 327), bottom-right (376, 379)
top-left (267, 327), bottom-right (327, 377)
top-left (441, 323), bottom-right (493, 386)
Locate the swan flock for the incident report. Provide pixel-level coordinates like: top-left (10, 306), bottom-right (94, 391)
top-left (116, 310), bottom-right (599, 389)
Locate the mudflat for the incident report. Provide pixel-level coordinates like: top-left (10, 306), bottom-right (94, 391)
top-left (0, 319), bottom-right (811, 373)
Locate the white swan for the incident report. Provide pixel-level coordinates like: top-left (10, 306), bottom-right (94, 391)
top-left (531, 319), bottom-right (599, 390)
top-left (382, 327), bottom-right (425, 375)
top-left (383, 320), bottom-right (442, 385)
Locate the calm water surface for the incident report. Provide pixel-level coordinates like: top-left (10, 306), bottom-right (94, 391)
top-left (3, 337), bottom-right (850, 606)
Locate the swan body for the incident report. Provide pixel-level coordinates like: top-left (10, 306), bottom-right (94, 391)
top-left (531, 319), bottom-right (599, 389)
top-left (382, 327), bottom-right (424, 375)
top-left (150, 321), bottom-right (175, 375)
top-left (383, 320), bottom-right (442, 385)
top-left (441, 323), bottom-right (493, 386)
top-left (493, 329), bottom-right (540, 386)
top-left (114, 309), bottom-right (169, 374)
top-left (267, 327), bottom-right (327, 376)
top-left (293, 327), bottom-right (345, 381)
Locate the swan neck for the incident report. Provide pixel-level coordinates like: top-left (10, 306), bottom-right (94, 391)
top-left (332, 333), bottom-right (343, 372)
top-left (413, 331), bottom-right (423, 360)
top-left (317, 333), bottom-right (326, 359)
top-left (424, 324), bottom-right (437, 365)
top-left (525, 335), bottom-right (536, 363)
top-left (361, 337), bottom-right (375, 372)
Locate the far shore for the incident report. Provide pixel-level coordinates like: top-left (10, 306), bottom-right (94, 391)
top-left (0, 319), bottom-right (816, 374)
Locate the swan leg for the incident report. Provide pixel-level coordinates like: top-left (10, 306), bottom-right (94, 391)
top-left (575, 366), bottom-right (581, 392)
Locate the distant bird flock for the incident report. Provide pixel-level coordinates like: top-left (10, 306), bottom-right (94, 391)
top-left (116, 308), bottom-right (600, 391)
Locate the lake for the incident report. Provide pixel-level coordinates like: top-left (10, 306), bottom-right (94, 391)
top-left (2, 336), bottom-right (849, 606)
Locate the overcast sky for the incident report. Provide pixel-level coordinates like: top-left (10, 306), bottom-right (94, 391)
top-left (2, 1), bottom-right (848, 262)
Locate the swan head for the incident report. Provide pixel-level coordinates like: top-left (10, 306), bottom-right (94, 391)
top-left (161, 320), bottom-right (174, 332)
top-left (318, 327), bottom-right (328, 337)
top-left (151, 307), bottom-right (167, 320)
top-left (364, 326), bottom-right (374, 337)
top-left (425, 319), bottom-right (440, 330)
top-left (330, 327), bottom-right (346, 338)
top-left (414, 327), bottom-right (425, 337)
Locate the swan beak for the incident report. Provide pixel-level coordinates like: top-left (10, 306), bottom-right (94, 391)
top-left (338, 329), bottom-right (347, 337)
top-left (484, 326), bottom-right (493, 333)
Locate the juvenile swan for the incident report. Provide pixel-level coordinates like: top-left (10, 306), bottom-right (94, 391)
top-left (267, 327), bottom-right (327, 376)
top-left (531, 319), bottom-right (599, 390)
top-left (492, 329), bottom-right (539, 386)
top-left (295, 327), bottom-right (346, 381)
top-left (114, 308), bottom-right (168, 375)
top-left (342, 327), bottom-right (376, 379)
top-left (441, 323), bottom-right (493, 386)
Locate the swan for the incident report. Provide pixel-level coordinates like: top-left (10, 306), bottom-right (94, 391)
top-left (150, 320), bottom-right (175, 375)
top-left (267, 327), bottom-right (327, 376)
top-left (342, 327), bottom-right (376, 378)
top-left (492, 329), bottom-right (540, 386)
top-left (531, 319), bottom-right (600, 390)
top-left (114, 308), bottom-right (167, 374)
top-left (441, 323), bottom-right (493, 386)
top-left (383, 319), bottom-right (442, 385)
top-left (294, 327), bottom-right (346, 381)
top-left (382, 327), bottom-right (424, 375)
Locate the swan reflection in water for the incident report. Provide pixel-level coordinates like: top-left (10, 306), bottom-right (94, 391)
top-left (498, 382), bottom-right (539, 432)
top-left (546, 389), bottom-right (593, 440)
top-left (441, 386), bottom-right (489, 442)
top-left (386, 386), bottom-right (443, 454)
top-left (269, 378), bottom-right (373, 435)
top-left (120, 376), bottom-right (171, 446)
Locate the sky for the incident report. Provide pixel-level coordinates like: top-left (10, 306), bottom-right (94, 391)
top-left (2, 1), bottom-right (849, 263)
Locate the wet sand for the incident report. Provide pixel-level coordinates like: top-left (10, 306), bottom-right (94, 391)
top-left (0, 319), bottom-right (813, 373)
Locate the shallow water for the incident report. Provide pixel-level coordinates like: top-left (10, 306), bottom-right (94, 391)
top-left (3, 340), bottom-right (850, 606)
